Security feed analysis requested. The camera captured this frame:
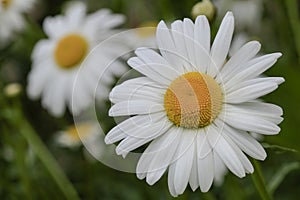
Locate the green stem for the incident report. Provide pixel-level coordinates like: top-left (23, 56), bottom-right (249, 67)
top-left (19, 118), bottom-right (81, 200)
top-left (202, 191), bottom-right (216, 200)
top-left (14, 137), bottom-right (34, 199)
top-left (251, 159), bottom-right (272, 200)
top-left (2, 126), bottom-right (33, 199)
top-left (8, 99), bottom-right (80, 200)
top-left (284, 0), bottom-right (300, 65)
top-left (268, 162), bottom-right (300, 195)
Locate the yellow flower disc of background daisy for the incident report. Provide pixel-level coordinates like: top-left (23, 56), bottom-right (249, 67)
top-left (55, 34), bottom-right (88, 69)
top-left (1, 0), bottom-right (12, 9)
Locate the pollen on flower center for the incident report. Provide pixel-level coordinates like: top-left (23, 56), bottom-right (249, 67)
top-left (1, 0), bottom-right (12, 9)
top-left (55, 34), bottom-right (88, 69)
top-left (164, 72), bottom-right (223, 129)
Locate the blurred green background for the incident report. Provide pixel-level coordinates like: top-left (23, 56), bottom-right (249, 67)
top-left (1, 0), bottom-right (300, 199)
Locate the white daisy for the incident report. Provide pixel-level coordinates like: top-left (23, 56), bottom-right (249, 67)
top-left (229, 32), bottom-right (249, 56)
top-left (126, 21), bottom-right (157, 49)
top-left (27, 1), bottom-right (127, 116)
top-left (56, 121), bottom-right (98, 148)
top-left (55, 120), bottom-right (108, 162)
top-left (0, 0), bottom-right (35, 45)
top-left (105, 12), bottom-right (284, 197)
top-left (215, 0), bottom-right (262, 31)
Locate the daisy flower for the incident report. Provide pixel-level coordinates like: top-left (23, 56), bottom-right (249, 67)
top-left (0, 0), bottom-right (35, 45)
top-left (215, 0), bottom-right (262, 31)
top-left (126, 21), bottom-right (157, 49)
top-left (229, 32), bottom-right (249, 56)
top-left (56, 120), bottom-right (107, 161)
top-left (56, 121), bottom-right (98, 148)
top-left (27, 1), bottom-right (127, 116)
top-left (105, 12), bottom-right (284, 197)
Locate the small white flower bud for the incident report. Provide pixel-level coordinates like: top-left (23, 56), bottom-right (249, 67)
top-left (191, 0), bottom-right (216, 22)
top-left (4, 83), bottom-right (22, 97)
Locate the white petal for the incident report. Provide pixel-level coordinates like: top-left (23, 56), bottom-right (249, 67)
top-left (137, 127), bottom-right (179, 180)
top-left (194, 16), bottom-right (210, 54)
top-left (221, 122), bottom-right (266, 160)
top-left (115, 118), bottom-right (172, 156)
top-left (110, 80), bottom-right (165, 104)
top-left (85, 9), bottom-right (124, 30)
top-left (218, 41), bottom-right (261, 83)
top-left (171, 20), bottom-right (191, 72)
top-left (114, 77), bottom-right (166, 89)
top-left (207, 124), bottom-right (245, 178)
top-left (65, 1), bottom-right (86, 26)
top-left (224, 53), bottom-right (282, 88)
top-left (31, 39), bottom-right (55, 62)
top-left (189, 143), bottom-right (199, 191)
top-left (208, 12), bottom-right (234, 77)
top-left (105, 112), bottom-right (165, 144)
top-left (43, 16), bottom-right (68, 39)
top-left (109, 77), bottom-right (166, 104)
top-left (196, 129), bottom-right (212, 159)
top-left (194, 16), bottom-right (211, 73)
top-left (71, 73), bottom-right (92, 115)
top-left (225, 77), bottom-right (285, 95)
top-left (223, 133), bottom-right (254, 174)
top-left (224, 110), bottom-right (281, 135)
top-left (172, 129), bottom-right (196, 195)
top-left (198, 149), bottom-right (214, 192)
top-left (225, 81), bottom-right (279, 104)
top-left (41, 75), bottom-right (67, 116)
top-left (27, 63), bottom-right (55, 99)
top-left (213, 152), bottom-right (227, 185)
top-left (145, 127), bottom-right (181, 185)
top-left (168, 162), bottom-right (178, 197)
top-left (183, 18), bottom-right (197, 69)
top-left (229, 32), bottom-right (249, 56)
top-left (135, 48), bottom-right (181, 80)
top-left (238, 53), bottom-right (282, 73)
top-left (156, 21), bottom-right (184, 72)
top-left (127, 57), bottom-right (171, 86)
top-left (109, 100), bottom-right (164, 116)
top-left (225, 102), bottom-right (283, 124)
top-left (92, 11), bottom-right (125, 29)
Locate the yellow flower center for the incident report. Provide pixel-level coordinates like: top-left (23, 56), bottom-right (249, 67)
top-left (1, 0), bottom-right (12, 9)
top-left (164, 72), bottom-right (223, 129)
top-left (136, 21), bottom-right (157, 38)
top-left (55, 34), bottom-right (88, 69)
top-left (65, 122), bottom-right (93, 142)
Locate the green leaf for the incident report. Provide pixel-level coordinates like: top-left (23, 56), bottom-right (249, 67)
top-left (262, 143), bottom-right (299, 154)
top-left (251, 159), bottom-right (272, 200)
top-left (267, 162), bottom-right (300, 195)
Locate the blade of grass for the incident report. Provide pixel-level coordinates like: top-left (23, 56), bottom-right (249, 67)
top-left (8, 99), bottom-right (81, 200)
top-left (284, 0), bottom-right (300, 65)
top-left (268, 162), bottom-right (300, 195)
top-left (19, 117), bottom-right (81, 200)
top-left (251, 159), bottom-right (272, 200)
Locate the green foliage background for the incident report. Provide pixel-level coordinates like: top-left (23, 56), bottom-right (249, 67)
top-left (1, 0), bottom-right (300, 199)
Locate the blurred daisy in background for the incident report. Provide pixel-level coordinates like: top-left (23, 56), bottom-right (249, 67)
top-left (106, 12), bottom-right (284, 197)
top-left (0, 0), bottom-right (35, 46)
top-left (126, 21), bottom-right (157, 49)
top-left (55, 117), bottom-right (128, 165)
top-left (214, 0), bottom-right (263, 32)
top-left (27, 1), bottom-right (127, 116)
top-left (56, 121), bottom-right (98, 148)
top-left (55, 120), bottom-right (106, 161)
top-left (229, 32), bottom-right (250, 56)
